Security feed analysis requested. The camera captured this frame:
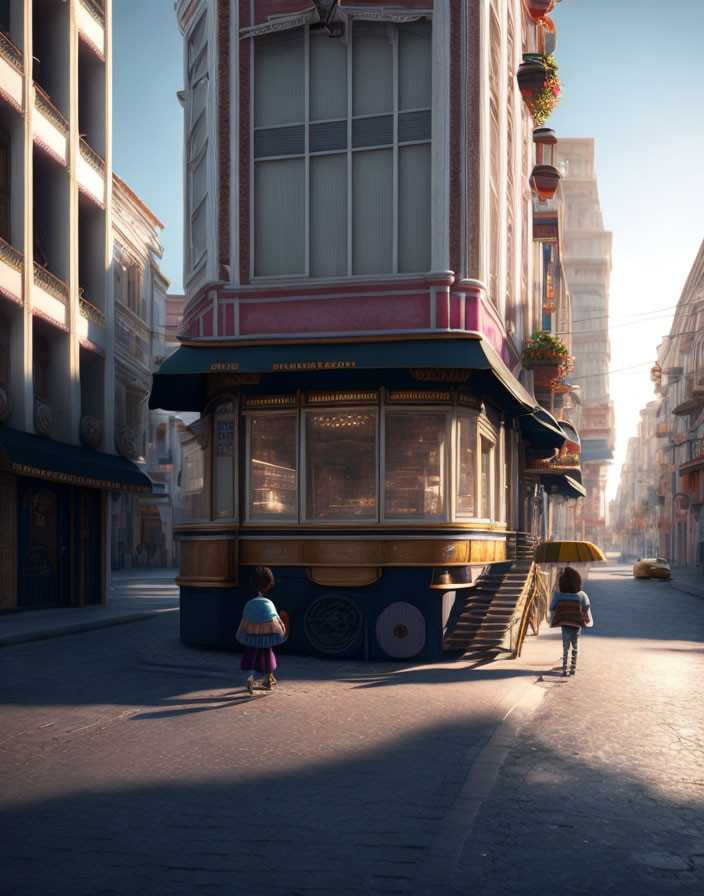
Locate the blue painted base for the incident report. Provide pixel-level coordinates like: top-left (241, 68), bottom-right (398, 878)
top-left (181, 565), bottom-right (457, 662)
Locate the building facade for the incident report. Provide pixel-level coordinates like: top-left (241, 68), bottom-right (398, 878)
top-left (0, 1), bottom-right (151, 609)
top-left (610, 401), bottom-right (659, 558)
top-left (650, 241), bottom-right (704, 567)
top-left (111, 176), bottom-right (188, 570)
top-left (556, 138), bottom-right (614, 547)
top-left (150, 0), bottom-right (581, 661)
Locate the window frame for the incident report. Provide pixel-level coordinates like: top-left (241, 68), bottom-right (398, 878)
top-left (244, 409), bottom-right (299, 524)
top-left (381, 405), bottom-right (450, 523)
top-left (301, 406), bottom-right (379, 524)
top-left (251, 20), bottom-right (432, 281)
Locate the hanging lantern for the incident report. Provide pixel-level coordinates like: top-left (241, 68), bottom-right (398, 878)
top-left (530, 127), bottom-right (560, 200)
top-left (533, 127), bottom-right (557, 166)
top-left (523, 0), bottom-right (555, 21)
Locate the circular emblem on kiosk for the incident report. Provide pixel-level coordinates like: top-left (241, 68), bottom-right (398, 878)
top-left (376, 602), bottom-right (426, 659)
top-left (303, 595), bottom-right (363, 655)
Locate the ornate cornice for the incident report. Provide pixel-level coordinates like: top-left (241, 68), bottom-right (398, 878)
top-left (80, 0), bottom-right (105, 28)
top-left (33, 262), bottom-right (68, 303)
top-left (79, 138), bottom-right (105, 174)
top-left (0, 31), bottom-right (22, 73)
top-left (0, 237), bottom-right (23, 273)
top-left (34, 86), bottom-right (68, 134)
top-left (79, 294), bottom-right (106, 327)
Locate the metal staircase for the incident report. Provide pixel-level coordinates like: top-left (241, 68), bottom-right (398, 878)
top-left (442, 532), bottom-right (538, 658)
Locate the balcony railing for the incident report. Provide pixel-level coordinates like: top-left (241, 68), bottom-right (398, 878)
top-left (34, 85), bottom-right (69, 134)
top-left (33, 262), bottom-right (68, 303)
top-left (79, 293), bottom-right (105, 328)
top-left (79, 137), bottom-right (105, 174)
top-left (0, 235), bottom-right (23, 273)
top-left (0, 30), bottom-right (22, 73)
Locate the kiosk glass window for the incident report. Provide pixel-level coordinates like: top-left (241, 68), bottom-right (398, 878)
top-left (480, 435), bottom-right (494, 520)
top-left (456, 414), bottom-right (477, 518)
top-left (248, 414), bottom-right (298, 520)
top-left (305, 411), bottom-right (377, 520)
top-left (213, 401), bottom-right (236, 520)
top-left (384, 413), bottom-right (446, 520)
top-left (181, 429), bottom-right (209, 522)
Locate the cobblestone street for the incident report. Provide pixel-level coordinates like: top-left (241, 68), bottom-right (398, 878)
top-left (1, 567), bottom-right (702, 895)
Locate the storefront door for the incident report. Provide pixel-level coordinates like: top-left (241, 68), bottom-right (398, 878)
top-left (18, 480), bottom-right (71, 608)
top-left (75, 488), bottom-right (103, 605)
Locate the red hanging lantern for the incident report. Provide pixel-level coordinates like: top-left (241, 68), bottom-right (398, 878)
top-left (523, 0), bottom-right (555, 21)
top-left (530, 128), bottom-right (560, 200)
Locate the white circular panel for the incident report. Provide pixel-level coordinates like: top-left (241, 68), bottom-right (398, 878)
top-left (376, 602), bottom-right (426, 659)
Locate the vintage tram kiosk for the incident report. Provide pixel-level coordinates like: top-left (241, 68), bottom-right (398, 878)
top-left (150, 327), bottom-right (565, 663)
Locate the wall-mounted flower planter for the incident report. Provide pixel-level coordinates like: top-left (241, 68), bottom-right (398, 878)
top-left (517, 55), bottom-right (548, 98)
top-left (531, 361), bottom-right (566, 389)
top-left (517, 54), bottom-right (562, 126)
top-left (531, 163), bottom-right (561, 200)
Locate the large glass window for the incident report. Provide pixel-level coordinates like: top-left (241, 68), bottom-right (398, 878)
top-left (456, 414), bottom-right (477, 518)
top-left (305, 411), bottom-right (376, 521)
top-left (253, 20), bottom-right (431, 278)
top-left (186, 12), bottom-right (208, 272)
top-left (384, 413), bottom-right (446, 520)
top-left (180, 425), bottom-right (208, 522)
top-left (480, 435), bottom-right (494, 521)
top-left (213, 401), bottom-right (236, 520)
top-left (248, 414), bottom-right (298, 520)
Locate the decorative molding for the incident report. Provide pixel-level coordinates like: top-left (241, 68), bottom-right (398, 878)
top-left (33, 263), bottom-right (68, 303)
top-left (80, 415), bottom-right (102, 450)
top-left (207, 372), bottom-right (260, 393)
top-left (0, 384), bottom-right (13, 422)
top-left (79, 0), bottom-right (105, 28)
top-left (34, 87), bottom-right (69, 134)
top-left (0, 31), bottom-right (22, 73)
top-left (79, 295), bottom-right (106, 327)
top-left (116, 425), bottom-right (138, 460)
top-left (33, 399), bottom-right (54, 436)
top-left (0, 238), bottom-right (23, 273)
top-left (411, 368), bottom-right (471, 383)
top-left (79, 137), bottom-right (105, 174)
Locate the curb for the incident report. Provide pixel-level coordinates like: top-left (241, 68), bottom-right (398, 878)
top-left (407, 678), bottom-right (548, 895)
top-left (0, 607), bottom-right (178, 647)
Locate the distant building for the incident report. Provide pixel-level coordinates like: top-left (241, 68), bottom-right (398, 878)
top-left (111, 176), bottom-right (187, 570)
top-left (649, 240), bottom-right (704, 567)
top-left (556, 138), bottom-right (614, 547)
top-left (611, 401), bottom-right (659, 558)
top-left (0, 0), bottom-right (153, 609)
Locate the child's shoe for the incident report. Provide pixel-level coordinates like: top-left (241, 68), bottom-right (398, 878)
top-left (246, 676), bottom-right (255, 695)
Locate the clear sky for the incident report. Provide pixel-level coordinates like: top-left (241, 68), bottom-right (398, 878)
top-left (113, 0), bottom-right (704, 500)
top-left (549, 0), bottom-right (704, 498)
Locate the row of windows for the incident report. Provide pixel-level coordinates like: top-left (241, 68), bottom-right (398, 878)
top-left (181, 404), bottom-right (507, 526)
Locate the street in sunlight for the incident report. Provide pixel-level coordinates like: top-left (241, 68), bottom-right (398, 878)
top-left (1, 566), bottom-right (703, 895)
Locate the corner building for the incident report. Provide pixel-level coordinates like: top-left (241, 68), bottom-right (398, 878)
top-left (152, 1), bottom-right (569, 661)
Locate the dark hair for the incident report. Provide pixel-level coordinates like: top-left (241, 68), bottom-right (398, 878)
top-left (251, 566), bottom-right (275, 593)
top-left (558, 566), bottom-right (582, 594)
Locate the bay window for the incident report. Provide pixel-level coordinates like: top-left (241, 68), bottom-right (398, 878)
top-left (253, 19), bottom-right (432, 278)
top-left (195, 397), bottom-right (507, 527)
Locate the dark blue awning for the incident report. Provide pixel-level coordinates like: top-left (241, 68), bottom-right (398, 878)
top-left (0, 424), bottom-right (152, 493)
top-left (150, 337), bottom-right (565, 449)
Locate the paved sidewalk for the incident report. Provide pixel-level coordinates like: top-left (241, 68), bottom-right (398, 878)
top-left (0, 569), bottom-right (179, 646)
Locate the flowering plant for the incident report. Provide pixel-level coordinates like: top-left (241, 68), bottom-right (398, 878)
top-left (525, 54), bottom-right (562, 125)
top-left (522, 330), bottom-right (574, 372)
